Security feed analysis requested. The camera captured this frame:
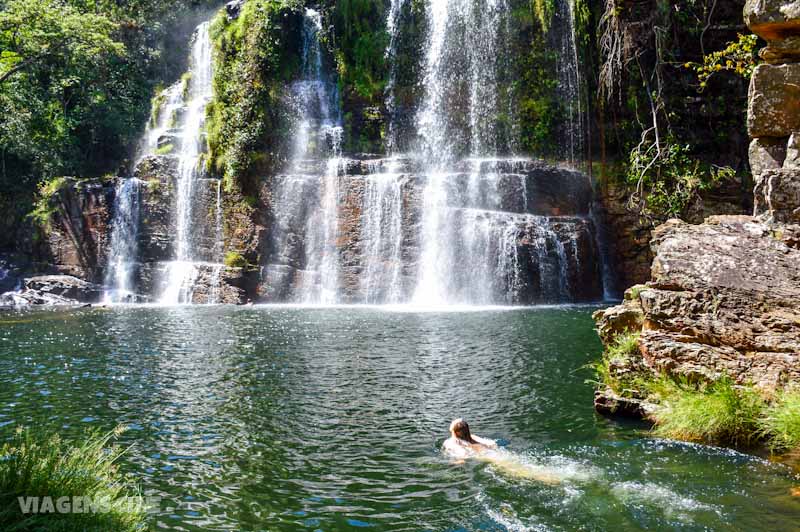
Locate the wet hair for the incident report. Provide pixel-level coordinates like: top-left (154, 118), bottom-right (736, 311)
top-left (450, 418), bottom-right (476, 444)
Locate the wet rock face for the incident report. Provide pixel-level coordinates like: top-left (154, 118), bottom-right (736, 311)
top-left (255, 157), bottom-right (604, 304)
top-left (134, 155), bottom-right (222, 264)
top-left (45, 178), bottom-right (115, 282)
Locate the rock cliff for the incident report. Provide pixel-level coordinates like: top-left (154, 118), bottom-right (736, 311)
top-left (595, 1), bottom-right (800, 412)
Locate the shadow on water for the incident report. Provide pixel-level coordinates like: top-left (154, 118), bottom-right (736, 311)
top-left (0, 305), bottom-right (798, 531)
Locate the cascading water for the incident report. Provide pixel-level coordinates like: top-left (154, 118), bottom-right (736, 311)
top-left (412, 0), bottom-right (518, 305)
top-left (555, 0), bottom-right (584, 163)
top-left (407, 0), bottom-right (595, 306)
top-left (104, 178), bottom-right (141, 302)
top-left (384, 0), bottom-right (408, 154)
top-left (266, 9), bottom-right (344, 304)
top-left (257, 0), bottom-right (602, 306)
top-left (159, 21), bottom-right (216, 304)
top-left (104, 19), bottom-right (224, 304)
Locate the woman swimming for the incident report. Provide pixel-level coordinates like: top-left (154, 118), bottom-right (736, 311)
top-left (443, 418), bottom-right (498, 458)
top-left (443, 418), bottom-right (561, 485)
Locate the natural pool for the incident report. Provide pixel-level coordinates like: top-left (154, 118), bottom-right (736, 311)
top-left (0, 306), bottom-right (798, 531)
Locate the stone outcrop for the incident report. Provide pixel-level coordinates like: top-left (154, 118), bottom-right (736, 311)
top-left (595, 215), bottom-right (800, 399)
top-left (1, 275), bottom-right (103, 306)
top-left (595, 177), bottom-right (750, 292)
top-left (748, 63), bottom-right (800, 137)
top-left (44, 178), bottom-right (115, 282)
top-left (745, 0), bottom-right (800, 62)
top-left (594, 1), bottom-right (800, 413)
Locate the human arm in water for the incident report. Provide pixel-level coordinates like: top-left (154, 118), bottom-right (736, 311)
top-left (472, 435), bottom-right (498, 448)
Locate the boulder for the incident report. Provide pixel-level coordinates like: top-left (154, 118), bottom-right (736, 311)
top-left (750, 136), bottom-right (788, 176)
top-left (744, 0), bottom-right (800, 41)
top-left (748, 63), bottom-right (800, 138)
top-left (11, 275), bottom-right (104, 305)
top-left (754, 168), bottom-right (800, 222)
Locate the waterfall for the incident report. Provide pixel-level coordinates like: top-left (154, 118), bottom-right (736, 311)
top-left (255, 0), bottom-right (601, 306)
top-left (385, 0), bottom-right (407, 154)
top-left (555, 0), bottom-right (584, 163)
top-left (266, 9), bottom-right (344, 304)
top-left (104, 47), bottom-right (185, 303)
top-left (360, 159), bottom-right (405, 304)
top-left (412, 0), bottom-right (515, 305)
top-left (159, 21), bottom-right (215, 304)
top-left (104, 178), bottom-right (141, 303)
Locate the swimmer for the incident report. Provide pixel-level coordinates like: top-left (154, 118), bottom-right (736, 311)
top-left (443, 418), bottom-right (498, 459)
top-left (443, 418), bottom-right (561, 485)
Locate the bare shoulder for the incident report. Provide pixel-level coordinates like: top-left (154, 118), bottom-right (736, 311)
top-left (442, 437), bottom-right (470, 458)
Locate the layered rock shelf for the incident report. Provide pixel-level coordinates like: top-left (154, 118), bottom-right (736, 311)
top-left (257, 156), bottom-right (603, 304)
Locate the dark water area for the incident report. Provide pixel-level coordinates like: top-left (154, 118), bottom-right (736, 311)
top-left (0, 306), bottom-right (798, 531)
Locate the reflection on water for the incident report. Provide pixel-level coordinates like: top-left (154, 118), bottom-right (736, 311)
top-left (0, 306), bottom-right (798, 531)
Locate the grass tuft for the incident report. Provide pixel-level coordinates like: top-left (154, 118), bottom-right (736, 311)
top-left (589, 331), bottom-right (641, 393)
top-left (651, 378), bottom-right (764, 447)
top-left (0, 426), bottom-right (148, 532)
top-left (760, 387), bottom-right (800, 452)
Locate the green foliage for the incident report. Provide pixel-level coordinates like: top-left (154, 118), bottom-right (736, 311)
top-left (28, 177), bottom-right (68, 229)
top-left (0, 426), bottom-right (147, 532)
top-left (154, 143), bottom-right (174, 156)
top-left (0, 0), bottom-right (125, 85)
top-left (149, 88), bottom-right (167, 129)
top-left (511, 2), bottom-right (562, 157)
top-left (607, 332), bottom-right (640, 364)
top-left (531, 0), bottom-right (556, 31)
top-left (651, 378), bottom-right (764, 447)
top-left (207, 0), bottom-right (300, 194)
top-left (589, 331), bottom-right (641, 394)
top-left (686, 34), bottom-right (758, 91)
top-left (627, 138), bottom-right (736, 219)
top-left (224, 251), bottom-right (248, 268)
top-left (330, 0), bottom-right (389, 101)
top-left (181, 72), bottom-right (193, 102)
top-left (760, 387), bottom-right (800, 452)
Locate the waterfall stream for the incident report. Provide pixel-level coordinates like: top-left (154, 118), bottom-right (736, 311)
top-left (104, 178), bottom-right (141, 303)
top-left (104, 20), bottom-right (224, 304)
top-left (266, 9), bottom-right (344, 304)
top-left (159, 21), bottom-right (215, 304)
top-left (104, 1), bottom-right (600, 306)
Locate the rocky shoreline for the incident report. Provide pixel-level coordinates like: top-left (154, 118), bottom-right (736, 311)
top-left (592, 0), bottom-right (800, 455)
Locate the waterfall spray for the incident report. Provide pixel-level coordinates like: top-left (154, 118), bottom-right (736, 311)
top-left (159, 21), bottom-right (214, 304)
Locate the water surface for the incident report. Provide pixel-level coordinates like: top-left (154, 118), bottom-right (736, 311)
top-left (0, 306), bottom-right (798, 531)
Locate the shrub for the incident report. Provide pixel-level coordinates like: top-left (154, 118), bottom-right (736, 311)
top-left (224, 251), bottom-right (248, 268)
top-left (651, 378), bottom-right (764, 447)
top-left (0, 426), bottom-right (148, 532)
top-left (760, 387), bottom-right (800, 452)
top-left (154, 143), bottom-right (174, 156)
top-left (28, 177), bottom-right (68, 229)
